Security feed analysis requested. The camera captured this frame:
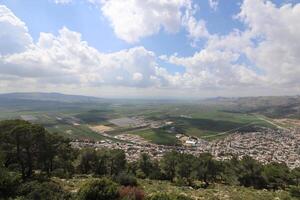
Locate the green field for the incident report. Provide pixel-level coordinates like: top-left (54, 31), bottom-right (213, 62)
top-left (126, 128), bottom-right (179, 145)
top-left (0, 97), bottom-right (282, 145)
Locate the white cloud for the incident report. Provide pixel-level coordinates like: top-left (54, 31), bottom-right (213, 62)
top-left (132, 72), bottom-right (143, 81)
top-left (208, 0), bottom-right (219, 11)
top-left (0, 24), bottom-right (167, 87)
top-left (98, 0), bottom-right (212, 46)
top-left (98, 0), bottom-right (193, 43)
top-left (184, 16), bottom-right (210, 46)
top-left (163, 49), bottom-right (262, 89)
top-left (0, 5), bottom-right (33, 55)
top-left (1, 1), bottom-right (300, 97)
top-left (53, 0), bottom-right (73, 4)
top-left (238, 0), bottom-right (300, 86)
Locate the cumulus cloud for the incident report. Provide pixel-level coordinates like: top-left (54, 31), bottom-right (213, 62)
top-left (161, 0), bottom-right (300, 92)
top-left (184, 16), bottom-right (210, 46)
top-left (238, 0), bottom-right (300, 86)
top-left (208, 0), bottom-right (219, 11)
top-left (0, 5), bottom-right (33, 55)
top-left (0, 26), bottom-right (168, 87)
top-left (99, 0), bottom-right (193, 43)
top-left (162, 49), bottom-right (262, 89)
top-left (1, 1), bottom-right (300, 97)
top-left (53, 0), bottom-right (73, 4)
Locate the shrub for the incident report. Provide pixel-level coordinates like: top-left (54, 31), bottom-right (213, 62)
top-left (290, 186), bottom-right (300, 198)
top-left (136, 169), bottom-right (147, 179)
top-left (174, 194), bottom-right (194, 200)
top-left (77, 178), bottom-right (119, 200)
top-left (17, 181), bottom-right (70, 200)
top-left (119, 186), bottom-right (145, 200)
top-left (115, 173), bottom-right (138, 187)
top-left (52, 168), bottom-right (72, 179)
top-left (147, 193), bottom-right (193, 200)
top-left (0, 170), bottom-right (21, 199)
top-left (174, 177), bottom-right (189, 187)
top-left (147, 193), bottom-right (172, 200)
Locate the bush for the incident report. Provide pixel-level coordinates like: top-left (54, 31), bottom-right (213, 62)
top-left (136, 169), bottom-right (147, 179)
top-left (115, 173), bottom-right (138, 187)
top-left (174, 178), bottom-right (189, 187)
top-left (174, 194), bottom-right (194, 200)
top-left (119, 186), bottom-right (145, 200)
top-left (17, 181), bottom-right (70, 200)
top-left (147, 193), bottom-right (172, 200)
top-left (147, 193), bottom-right (193, 200)
top-left (290, 186), bottom-right (300, 198)
top-left (77, 178), bottom-right (119, 200)
top-left (0, 170), bottom-right (21, 199)
top-left (52, 168), bottom-right (73, 179)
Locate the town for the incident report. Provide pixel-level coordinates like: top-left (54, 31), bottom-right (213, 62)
top-left (71, 127), bottom-right (300, 169)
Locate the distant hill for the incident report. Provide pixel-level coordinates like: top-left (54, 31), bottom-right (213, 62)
top-left (0, 92), bottom-right (103, 103)
top-left (202, 96), bottom-right (300, 119)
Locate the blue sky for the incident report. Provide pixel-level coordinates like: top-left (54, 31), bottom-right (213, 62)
top-left (1, 0), bottom-right (247, 55)
top-left (0, 0), bottom-right (299, 98)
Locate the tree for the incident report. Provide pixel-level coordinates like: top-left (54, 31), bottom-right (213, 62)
top-left (238, 156), bottom-right (265, 189)
top-left (0, 120), bottom-right (76, 179)
top-left (263, 162), bottom-right (290, 190)
top-left (291, 167), bottom-right (300, 186)
top-left (175, 154), bottom-right (194, 179)
top-left (161, 151), bottom-right (180, 181)
top-left (0, 151), bottom-right (20, 199)
top-left (138, 153), bottom-right (153, 178)
top-left (107, 149), bottom-right (126, 176)
top-left (77, 178), bottom-right (119, 200)
top-left (192, 153), bottom-right (221, 187)
top-left (221, 156), bottom-right (240, 185)
top-left (76, 148), bottom-right (98, 174)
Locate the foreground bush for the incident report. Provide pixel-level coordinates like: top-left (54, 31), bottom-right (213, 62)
top-left (77, 178), bottom-right (119, 200)
top-left (119, 186), bottom-right (145, 200)
top-left (0, 170), bottom-right (20, 199)
top-left (290, 186), bottom-right (300, 198)
top-left (115, 173), bottom-right (138, 187)
top-left (146, 192), bottom-right (194, 200)
top-left (17, 181), bottom-right (70, 200)
top-left (147, 193), bottom-right (172, 200)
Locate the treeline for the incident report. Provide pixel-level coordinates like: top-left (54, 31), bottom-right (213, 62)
top-left (1, 120), bottom-right (300, 200)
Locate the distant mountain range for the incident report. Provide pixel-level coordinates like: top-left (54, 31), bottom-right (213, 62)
top-left (0, 92), bottom-right (103, 103)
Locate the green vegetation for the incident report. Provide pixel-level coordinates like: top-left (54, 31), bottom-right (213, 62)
top-left (2, 93), bottom-right (292, 146)
top-left (1, 120), bottom-right (300, 200)
top-left (128, 128), bottom-right (178, 145)
top-left (46, 124), bottom-right (107, 140)
top-left (77, 178), bottom-right (119, 200)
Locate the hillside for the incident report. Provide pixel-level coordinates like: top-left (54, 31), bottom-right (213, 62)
top-left (0, 92), bottom-right (103, 103)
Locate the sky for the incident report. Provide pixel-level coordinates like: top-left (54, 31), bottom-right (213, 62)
top-left (0, 0), bottom-right (299, 98)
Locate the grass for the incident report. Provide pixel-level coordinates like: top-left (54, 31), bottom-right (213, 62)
top-left (139, 179), bottom-right (294, 200)
top-left (46, 124), bottom-right (106, 140)
top-left (54, 177), bottom-right (295, 200)
top-left (170, 110), bottom-right (276, 140)
top-left (128, 128), bottom-right (178, 145)
top-left (0, 103), bottom-right (280, 144)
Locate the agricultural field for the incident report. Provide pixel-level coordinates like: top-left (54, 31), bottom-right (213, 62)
top-left (0, 93), bottom-right (294, 145)
top-left (126, 128), bottom-right (179, 145)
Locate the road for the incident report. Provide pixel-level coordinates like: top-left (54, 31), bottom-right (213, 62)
top-left (255, 115), bottom-right (289, 131)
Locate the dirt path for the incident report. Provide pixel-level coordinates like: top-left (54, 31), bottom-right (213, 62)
top-left (255, 115), bottom-right (289, 131)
